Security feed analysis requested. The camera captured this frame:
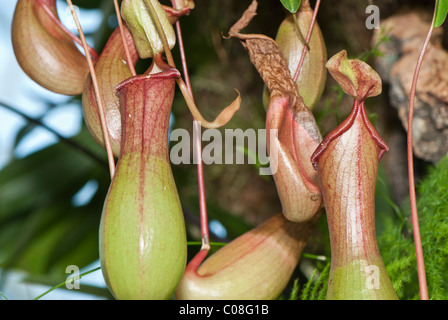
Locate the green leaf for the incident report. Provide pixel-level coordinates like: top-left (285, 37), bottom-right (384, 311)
top-left (280, 0), bottom-right (301, 13)
top-left (26, 267), bottom-right (114, 300)
top-left (434, 0), bottom-right (448, 27)
top-left (13, 122), bottom-right (38, 149)
top-left (0, 127), bottom-right (109, 276)
top-left (288, 278), bottom-right (299, 300)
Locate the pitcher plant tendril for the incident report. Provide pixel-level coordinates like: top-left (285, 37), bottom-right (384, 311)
top-left (114, 0), bottom-right (137, 77)
top-left (66, 0), bottom-right (116, 178)
top-left (405, 4), bottom-right (435, 301)
top-left (143, 0), bottom-right (241, 131)
top-left (82, 25), bottom-right (139, 157)
top-left (292, 0), bottom-right (321, 83)
top-left (171, 0), bottom-right (210, 250)
top-left (40, 1), bottom-right (97, 60)
top-left (263, 0), bottom-right (326, 110)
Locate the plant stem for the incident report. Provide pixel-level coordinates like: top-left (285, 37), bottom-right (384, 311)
top-left (187, 241), bottom-right (226, 247)
top-left (292, 14), bottom-right (308, 51)
top-left (113, 0), bottom-right (137, 77)
top-left (141, 0), bottom-right (211, 251)
top-left (66, 0), bottom-right (116, 179)
top-left (32, 267), bottom-right (101, 300)
top-left (0, 291), bottom-right (8, 300)
top-left (143, 0), bottom-right (176, 67)
top-left (173, 5), bottom-right (210, 251)
top-left (407, 9), bottom-right (434, 302)
top-left (0, 100), bottom-right (108, 168)
top-left (39, 0), bottom-right (98, 59)
top-left (302, 253), bottom-right (327, 261)
top-left (292, 0), bottom-right (321, 82)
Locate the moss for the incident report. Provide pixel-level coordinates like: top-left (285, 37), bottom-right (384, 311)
top-left (378, 155), bottom-right (448, 299)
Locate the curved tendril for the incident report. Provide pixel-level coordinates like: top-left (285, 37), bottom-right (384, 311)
top-left (171, 1), bottom-right (210, 251)
top-left (66, 0), bottom-right (115, 178)
top-left (292, 0), bottom-right (321, 83)
top-left (177, 78), bottom-right (241, 129)
top-left (113, 0), bottom-right (137, 77)
top-left (407, 6), bottom-right (434, 301)
top-left (144, 0), bottom-right (241, 130)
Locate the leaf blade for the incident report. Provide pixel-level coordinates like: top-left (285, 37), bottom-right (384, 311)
top-left (280, 0), bottom-right (301, 13)
top-left (434, 0), bottom-right (448, 27)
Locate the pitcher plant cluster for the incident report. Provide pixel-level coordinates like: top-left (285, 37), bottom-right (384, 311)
top-left (10, 0), bottom-right (448, 300)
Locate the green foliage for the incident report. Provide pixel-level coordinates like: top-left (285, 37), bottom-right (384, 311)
top-left (415, 156), bottom-right (448, 299)
top-left (298, 262), bottom-right (330, 300)
top-left (285, 261), bottom-right (330, 300)
top-left (31, 266), bottom-right (102, 300)
top-left (377, 217), bottom-right (418, 299)
top-left (280, 0), bottom-right (301, 14)
top-left (434, 0), bottom-right (448, 27)
top-left (0, 122), bottom-right (113, 299)
top-left (357, 26), bottom-right (391, 62)
top-left (378, 155), bottom-right (448, 300)
top-left (0, 126), bottom-right (109, 276)
top-left (288, 278), bottom-right (300, 300)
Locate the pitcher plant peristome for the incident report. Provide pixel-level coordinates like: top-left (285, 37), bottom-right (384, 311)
top-left (311, 50), bottom-right (397, 300)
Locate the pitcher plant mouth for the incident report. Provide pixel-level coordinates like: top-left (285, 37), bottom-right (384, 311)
top-left (116, 56), bottom-right (181, 93)
top-left (311, 99), bottom-right (389, 170)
